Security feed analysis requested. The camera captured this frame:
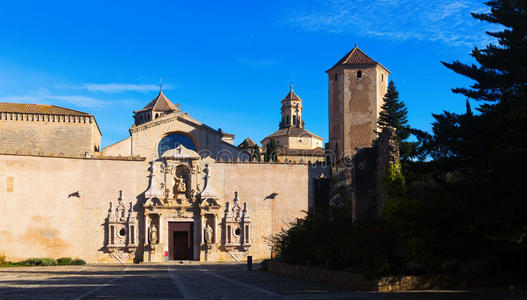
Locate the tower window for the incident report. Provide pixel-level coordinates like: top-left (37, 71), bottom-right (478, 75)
top-left (293, 115), bottom-right (297, 125)
top-left (357, 70), bottom-right (362, 78)
top-left (334, 73), bottom-right (338, 81)
top-left (286, 115), bottom-right (290, 124)
top-left (381, 74), bottom-right (384, 81)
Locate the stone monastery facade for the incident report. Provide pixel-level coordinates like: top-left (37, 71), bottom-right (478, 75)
top-left (0, 46), bottom-right (388, 263)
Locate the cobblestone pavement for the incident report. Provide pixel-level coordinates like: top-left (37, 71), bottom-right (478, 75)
top-left (0, 263), bottom-right (524, 299)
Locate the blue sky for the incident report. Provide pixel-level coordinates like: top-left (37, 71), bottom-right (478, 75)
top-left (0, 0), bottom-right (496, 148)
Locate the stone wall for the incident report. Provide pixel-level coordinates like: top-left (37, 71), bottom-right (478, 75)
top-left (268, 261), bottom-right (377, 291)
top-left (0, 154), bottom-right (146, 263)
top-left (103, 137), bottom-right (132, 156)
top-left (351, 127), bottom-right (399, 220)
top-left (0, 115), bottom-right (100, 156)
top-left (128, 112), bottom-right (240, 161)
top-left (0, 154), bottom-right (327, 263)
top-left (328, 64), bottom-right (389, 160)
top-left (268, 261), bottom-right (523, 292)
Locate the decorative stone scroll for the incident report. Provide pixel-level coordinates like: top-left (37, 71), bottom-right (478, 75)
top-left (222, 191), bottom-right (251, 250)
top-left (199, 163), bottom-right (220, 209)
top-left (105, 191), bottom-right (138, 251)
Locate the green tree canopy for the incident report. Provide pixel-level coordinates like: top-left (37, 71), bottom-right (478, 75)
top-left (264, 138), bottom-right (278, 162)
top-left (404, 0), bottom-right (527, 269)
top-left (377, 80), bottom-right (415, 162)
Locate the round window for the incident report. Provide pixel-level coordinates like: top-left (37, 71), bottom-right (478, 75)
top-left (234, 228), bottom-right (241, 236)
top-left (158, 133), bottom-right (197, 157)
top-left (118, 228), bottom-right (127, 237)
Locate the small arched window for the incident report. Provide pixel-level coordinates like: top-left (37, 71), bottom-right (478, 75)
top-left (293, 115), bottom-right (297, 125)
top-left (357, 70), bottom-right (362, 78)
top-left (381, 74), bottom-right (384, 81)
top-left (334, 73), bottom-right (338, 81)
top-left (286, 115), bottom-right (290, 124)
top-left (155, 113), bottom-right (159, 119)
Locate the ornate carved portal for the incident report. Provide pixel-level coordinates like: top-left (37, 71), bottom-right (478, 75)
top-left (222, 191), bottom-right (251, 252)
top-left (102, 144), bottom-right (256, 262)
top-left (142, 145), bottom-right (239, 262)
top-left (104, 191), bottom-right (138, 263)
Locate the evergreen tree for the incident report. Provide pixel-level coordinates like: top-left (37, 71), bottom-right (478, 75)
top-left (442, 0), bottom-right (527, 109)
top-left (252, 145), bottom-right (261, 162)
top-left (240, 140), bottom-right (250, 152)
top-left (404, 0), bottom-right (527, 269)
top-left (378, 80), bottom-right (408, 132)
top-left (377, 80), bottom-right (413, 161)
top-left (265, 139), bottom-right (278, 162)
top-left (239, 140), bottom-right (251, 161)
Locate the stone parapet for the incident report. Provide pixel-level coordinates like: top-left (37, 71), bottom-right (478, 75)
top-left (0, 152), bottom-right (145, 161)
top-left (0, 112), bottom-right (96, 125)
top-left (268, 261), bottom-right (526, 292)
top-left (267, 261), bottom-right (376, 291)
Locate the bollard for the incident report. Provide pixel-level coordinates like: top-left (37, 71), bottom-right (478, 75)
top-left (247, 256), bottom-right (252, 271)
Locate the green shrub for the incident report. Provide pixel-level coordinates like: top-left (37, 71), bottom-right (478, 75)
top-left (24, 258), bottom-right (57, 266)
top-left (0, 254), bottom-right (5, 265)
top-left (72, 259), bottom-right (86, 265)
top-left (57, 257), bottom-right (73, 265)
top-left (270, 206), bottom-right (397, 277)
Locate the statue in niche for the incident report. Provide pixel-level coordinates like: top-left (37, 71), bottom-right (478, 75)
top-left (204, 224), bottom-right (213, 244)
top-left (148, 223), bottom-right (158, 244)
top-left (175, 176), bottom-right (186, 193)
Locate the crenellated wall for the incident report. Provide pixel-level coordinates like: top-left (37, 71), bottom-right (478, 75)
top-left (0, 113), bottom-right (101, 156)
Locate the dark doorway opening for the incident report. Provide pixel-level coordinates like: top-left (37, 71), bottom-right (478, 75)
top-left (168, 222), bottom-right (193, 260)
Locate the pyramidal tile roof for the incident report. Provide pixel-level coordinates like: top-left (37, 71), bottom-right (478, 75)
top-left (141, 90), bottom-right (178, 112)
top-left (282, 85), bottom-right (302, 103)
top-left (238, 137), bottom-right (259, 148)
top-left (0, 102), bottom-right (92, 116)
top-left (328, 45), bottom-right (390, 72)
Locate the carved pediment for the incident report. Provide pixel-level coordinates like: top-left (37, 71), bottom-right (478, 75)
top-left (161, 144), bottom-right (200, 160)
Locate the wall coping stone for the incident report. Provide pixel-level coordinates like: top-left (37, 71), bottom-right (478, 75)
top-left (0, 152), bottom-right (145, 161)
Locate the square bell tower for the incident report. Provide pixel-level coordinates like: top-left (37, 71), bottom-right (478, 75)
top-left (326, 45), bottom-right (390, 163)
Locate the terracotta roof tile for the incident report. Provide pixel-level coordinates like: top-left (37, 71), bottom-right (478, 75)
top-left (0, 102), bottom-right (92, 116)
top-left (282, 85), bottom-right (302, 103)
top-left (238, 137), bottom-right (259, 148)
top-left (262, 127), bottom-right (323, 141)
top-left (328, 45), bottom-right (389, 72)
top-left (140, 90), bottom-right (178, 112)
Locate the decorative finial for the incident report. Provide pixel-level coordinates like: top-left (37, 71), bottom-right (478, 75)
top-left (290, 84), bottom-right (293, 92)
top-left (176, 103), bottom-right (180, 109)
top-left (354, 43), bottom-right (357, 48)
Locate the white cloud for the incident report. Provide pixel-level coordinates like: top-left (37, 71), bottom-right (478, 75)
top-left (44, 95), bottom-right (106, 107)
top-left (80, 83), bottom-right (176, 93)
top-left (0, 93), bottom-right (106, 108)
top-left (284, 0), bottom-right (499, 48)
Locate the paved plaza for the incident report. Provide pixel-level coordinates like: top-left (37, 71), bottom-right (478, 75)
top-left (0, 263), bottom-right (523, 299)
